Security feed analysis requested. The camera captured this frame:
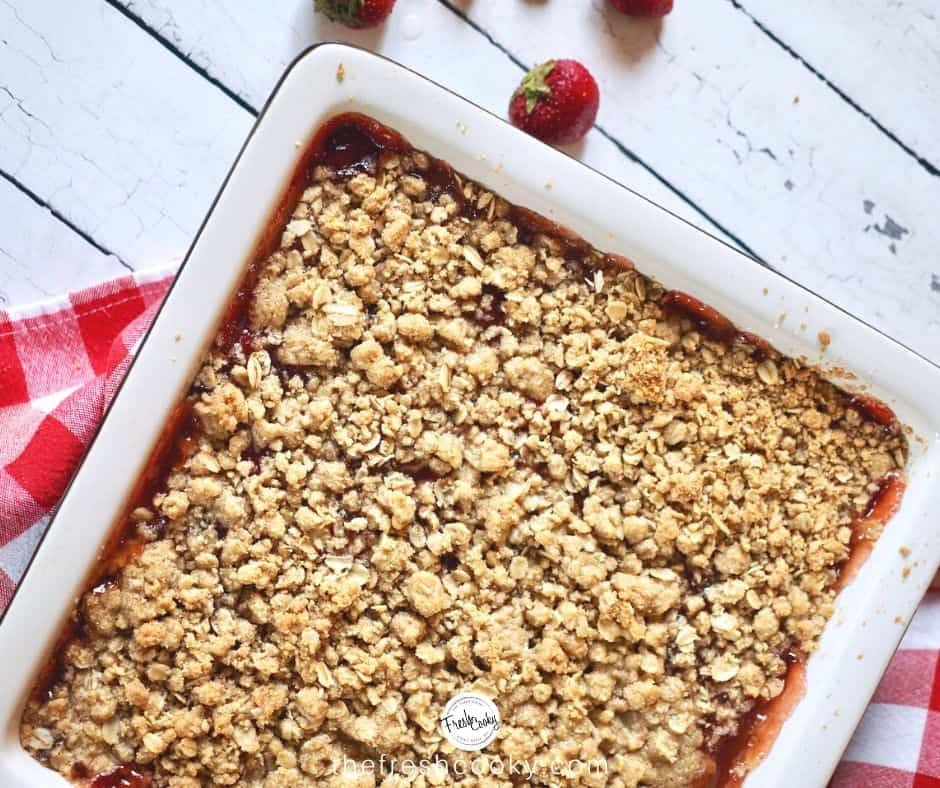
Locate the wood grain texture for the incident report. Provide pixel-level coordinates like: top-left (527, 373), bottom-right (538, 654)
top-left (0, 177), bottom-right (128, 307)
top-left (739, 0), bottom-right (940, 174)
top-left (0, 0), bottom-right (252, 270)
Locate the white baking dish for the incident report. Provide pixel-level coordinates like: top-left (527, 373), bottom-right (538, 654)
top-left (1, 43), bottom-right (938, 787)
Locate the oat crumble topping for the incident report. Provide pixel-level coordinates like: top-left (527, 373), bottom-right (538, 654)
top-left (21, 121), bottom-right (907, 788)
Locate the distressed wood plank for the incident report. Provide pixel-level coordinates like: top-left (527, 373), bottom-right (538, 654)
top-left (0, 0), bottom-right (253, 274)
top-left (737, 0), bottom-right (940, 173)
top-left (0, 177), bottom-right (129, 308)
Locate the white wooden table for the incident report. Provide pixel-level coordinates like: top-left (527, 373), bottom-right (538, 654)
top-left (1, 0), bottom-right (938, 364)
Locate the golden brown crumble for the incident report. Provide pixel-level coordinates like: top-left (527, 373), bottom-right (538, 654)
top-left (22, 139), bottom-right (906, 787)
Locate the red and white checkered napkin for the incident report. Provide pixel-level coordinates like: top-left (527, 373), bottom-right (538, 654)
top-left (0, 272), bottom-right (937, 786)
top-left (0, 269), bottom-right (172, 607)
top-left (830, 592), bottom-right (940, 788)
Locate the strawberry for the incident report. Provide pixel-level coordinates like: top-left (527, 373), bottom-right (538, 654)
top-left (608, 0), bottom-right (674, 17)
top-left (315, 0), bottom-right (397, 28)
top-left (509, 60), bottom-right (600, 146)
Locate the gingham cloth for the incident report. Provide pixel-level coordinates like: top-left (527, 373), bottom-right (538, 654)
top-left (0, 269), bottom-right (173, 606)
top-left (0, 272), bottom-right (937, 786)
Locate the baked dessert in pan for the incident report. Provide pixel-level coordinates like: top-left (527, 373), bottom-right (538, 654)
top-left (20, 114), bottom-right (907, 788)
